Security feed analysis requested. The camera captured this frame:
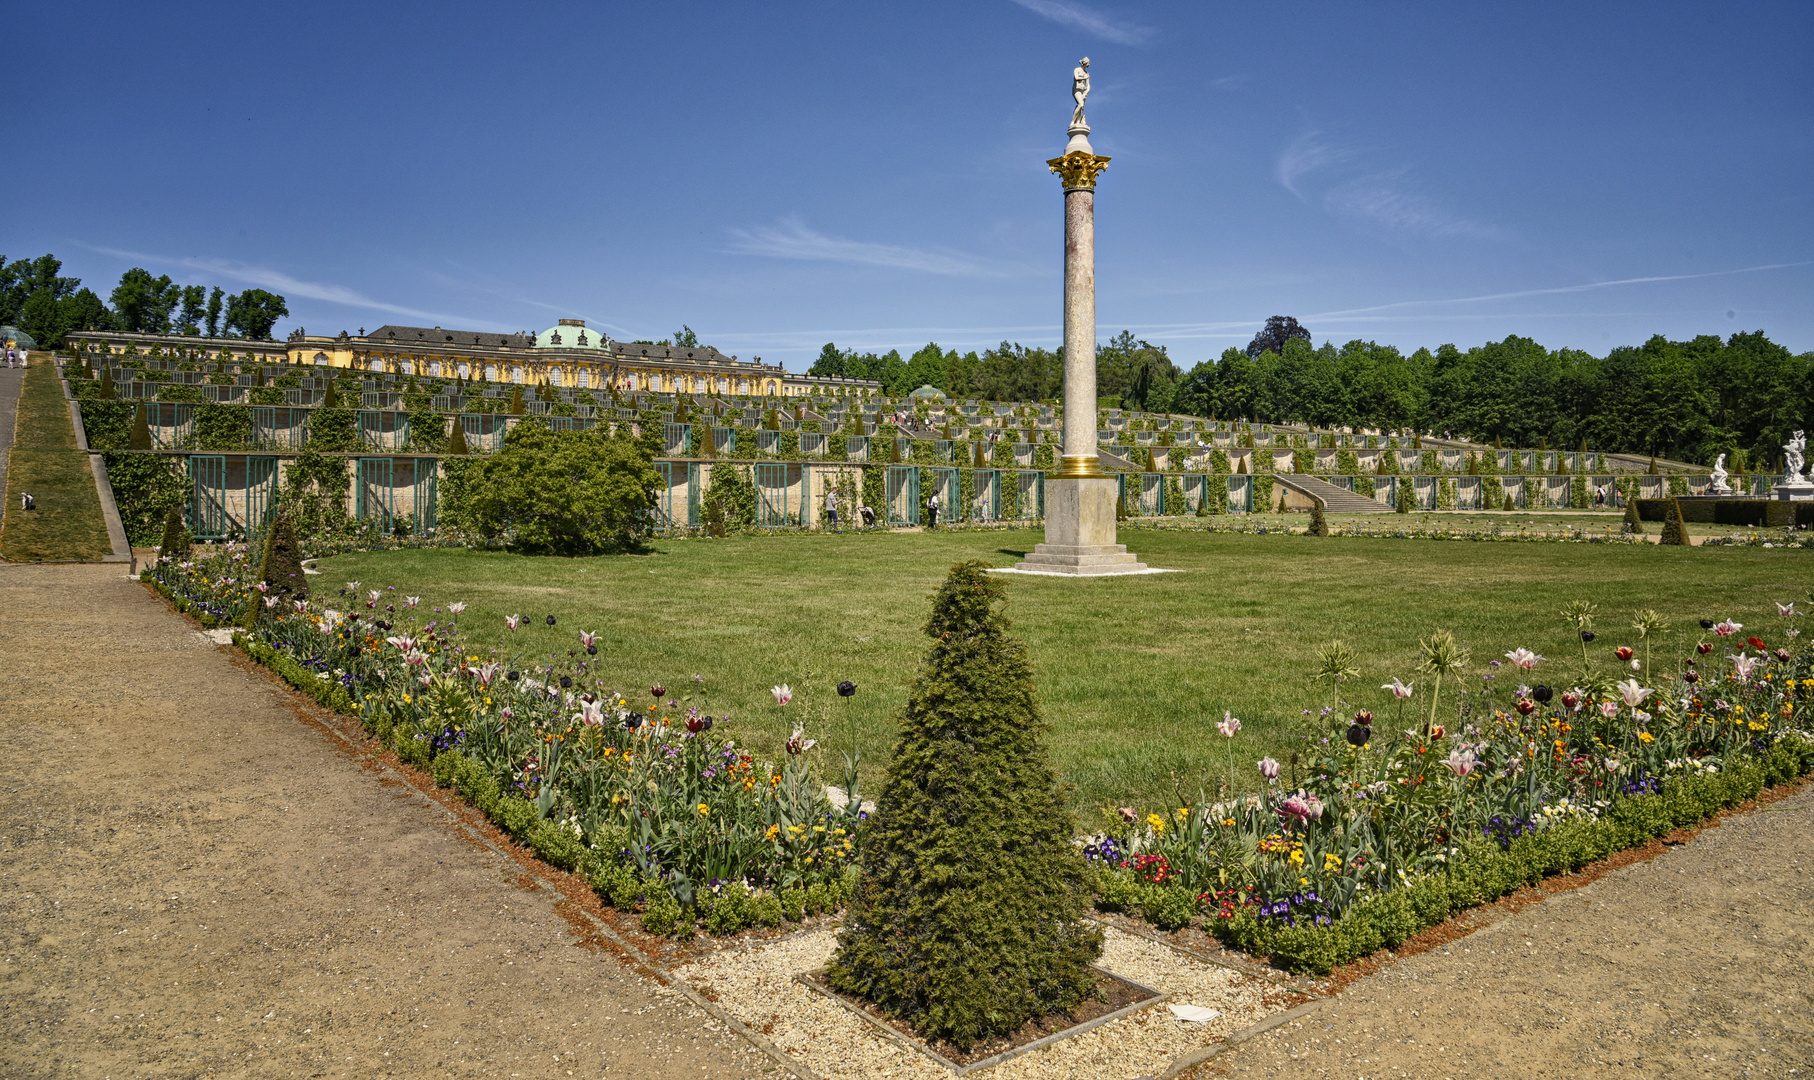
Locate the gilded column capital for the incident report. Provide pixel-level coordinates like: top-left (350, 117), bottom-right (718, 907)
top-left (1047, 151), bottom-right (1111, 191)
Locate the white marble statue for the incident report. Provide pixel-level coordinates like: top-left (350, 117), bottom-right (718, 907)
top-left (1071, 57), bottom-right (1091, 129)
top-left (1786, 430), bottom-right (1807, 484)
top-left (1709, 453), bottom-right (1731, 494)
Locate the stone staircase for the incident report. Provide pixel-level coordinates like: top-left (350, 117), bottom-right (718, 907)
top-left (1276, 474), bottom-right (1393, 513)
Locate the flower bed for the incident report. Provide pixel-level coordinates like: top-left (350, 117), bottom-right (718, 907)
top-left (1086, 611), bottom-right (1814, 972)
top-left (148, 551), bottom-right (1814, 972)
top-left (151, 545), bottom-right (862, 940)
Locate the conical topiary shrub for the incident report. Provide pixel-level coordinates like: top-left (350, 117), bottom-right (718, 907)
top-left (129, 402), bottom-right (152, 450)
top-left (1622, 496), bottom-right (1643, 535)
top-left (1308, 499), bottom-right (1330, 536)
top-left (159, 507), bottom-right (191, 561)
top-left (1396, 480), bottom-right (1413, 514)
top-left (1658, 498), bottom-right (1688, 546)
top-left (445, 417), bottom-right (469, 456)
top-left (260, 513), bottom-right (309, 600)
top-left (827, 562), bottom-right (1101, 1050)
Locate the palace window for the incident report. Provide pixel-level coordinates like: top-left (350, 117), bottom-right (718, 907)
top-left (312, 352), bottom-right (329, 366)
top-left (458, 362), bottom-right (470, 379)
top-left (577, 369), bottom-right (590, 388)
top-left (512, 366), bottom-right (525, 383)
top-left (550, 369), bottom-right (563, 386)
top-left (484, 364), bottom-right (498, 381)
top-left (399, 359), bottom-right (413, 375)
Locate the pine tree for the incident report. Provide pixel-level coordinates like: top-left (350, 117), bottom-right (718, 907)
top-left (827, 563), bottom-right (1101, 1050)
top-left (129, 402), bottom-right (152, 450)
top-left (1308, 500), bottom-right (1330, 536)
top-left (260, 514), bottom-right (309, 600)
top-left (446, 417), bottom-right (470, 456)
top-left (1503, 493), bottom-right (1515, 511)
top-left (1116, 489), bottom-right (1128, 520)
top-left (1647, 456), bottom-right (1659, 475)
top-left (158, 507), bottom-right (191, 561)
top-left (322, 380), bottom-right (340, 409)
top-left (1658, 498), bottom-right (1688, 546)
top-left (1622, 496), bottom-right (1644, 535)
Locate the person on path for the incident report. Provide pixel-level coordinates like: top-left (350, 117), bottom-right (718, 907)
top-left (825, 486), bottom-right (839, 532)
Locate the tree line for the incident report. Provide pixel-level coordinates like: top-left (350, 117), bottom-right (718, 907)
top-left (0, 253), bottom-right (289, 347)
top-left (810, 323), bottom-right (1811, 467)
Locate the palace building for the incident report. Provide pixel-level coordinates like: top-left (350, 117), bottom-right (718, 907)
top-left (69, 318), bottom-right (879, 397)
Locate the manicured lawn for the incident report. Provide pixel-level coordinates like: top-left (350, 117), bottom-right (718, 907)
top-left (318, 528), bottom-right (1808, 813)
top-left (0, 362), bottom-right (111, 562)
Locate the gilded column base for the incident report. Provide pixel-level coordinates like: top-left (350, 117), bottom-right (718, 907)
top-left (1052, 454), bottom-right (1107, 479)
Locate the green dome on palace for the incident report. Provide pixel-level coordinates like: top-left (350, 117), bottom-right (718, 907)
top-left (535, 320), bottom-right (607, 350)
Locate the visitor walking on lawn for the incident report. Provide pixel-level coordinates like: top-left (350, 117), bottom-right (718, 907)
top-left (926, 492), bottom-right (940, 529)
top-left (825, 487), bottom-right (839, 531)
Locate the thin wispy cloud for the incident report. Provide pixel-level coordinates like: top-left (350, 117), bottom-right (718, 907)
top-left (1276, 132), bottom-right (1353, 199)
top-left (82, 243), bottom-right (491, 328)
top-left (1311, 262), bottom-right (1814, 318)
top-left (1007, 0), bottom-right (1153, 45)
top-left (725, 217), bottom-right (1028, 278)
top-left (1276, 131), bottom-right (1494, 239)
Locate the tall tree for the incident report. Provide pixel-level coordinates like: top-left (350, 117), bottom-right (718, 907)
top-left (111, 268), bottom-right (180, 334)
top-left (670, 325), bottom-right (700, 348)
top-left (1246, 315), bottom-right (1312, 359)
top-left (808, 342), bottom-right (849, 377)
top-left (176, 285), bottom-right (207, 335)
top-left (223, 289), bottom-right (289, 340)
top-left (204, 286), bottom-right (224, 337)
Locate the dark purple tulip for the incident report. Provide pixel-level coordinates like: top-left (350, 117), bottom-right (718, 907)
top-left (546, 615), bottom-right (556, 626)
top-left (1580, 630), bottom-right (1595, 642)
top-left (837, 681), bottom-right (857, 697)
top-left (1532, 685), bottom-right (1553, 703)
top-left (1346, 724), bottom-right (1370, 747)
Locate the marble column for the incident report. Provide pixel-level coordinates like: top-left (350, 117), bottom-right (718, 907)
top-left (1013, 107), bottom-right (1150, 575)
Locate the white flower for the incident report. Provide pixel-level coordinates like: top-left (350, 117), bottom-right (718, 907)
top-left (505, 614), bottom-right (523, 630)
top-left (1732, 653), bottom-right (1763, 681)
top-left (1615, 678), bottom-right (1653, 708)
top-left (1778, 602), bottom-right (1799, 617)
top-left (1503, 648), bottom-right (1544, 671)
top-left (1381, 678), bottom-right (1414, 699)
top-left (1217, 711), bottom-right (1241, 738)
top-left (771, 684), bottom-right (792, 706)
top-left (1714, 619), bottom-right (1742, 637)
top-left (447, 601), bottom-right (466, 615)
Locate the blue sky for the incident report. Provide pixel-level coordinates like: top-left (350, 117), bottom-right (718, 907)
top-left (6, 1), bottom-right (1811, 370)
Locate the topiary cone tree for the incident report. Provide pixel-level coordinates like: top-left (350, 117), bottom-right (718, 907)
top-left (260, 513), bottom-right (309, 600)
top-left (827, 562), bottom-right (1101, 1050)
top-left (1658, 498), bottom-right (1688, 546)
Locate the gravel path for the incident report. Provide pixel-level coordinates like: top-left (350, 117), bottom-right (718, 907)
top-left (0, 563), bottom-right (760, 1080)
top-left (1202, 782), bottom-right (1814, 1079)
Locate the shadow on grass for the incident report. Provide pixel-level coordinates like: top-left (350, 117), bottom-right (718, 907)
top-left (996, 548), bottom-right (1028, 558)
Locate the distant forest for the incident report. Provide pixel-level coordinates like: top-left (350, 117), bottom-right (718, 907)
top-left (809, 327), bottom-right (1813, 468)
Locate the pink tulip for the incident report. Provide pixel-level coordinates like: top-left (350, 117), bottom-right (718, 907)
top-left (1503, 648), bottom-right (1544, 671)
top-left (405, 596), bottom-right (421, 608)
top-left (1732, 653), bottom-right (1763, 681)
top-left (786, 723), bottom-right (815, 754)
top-left (577, 700), bottom-right (606, 727)
top-left (1777, 602), bottom-right (1798, 617)
top-left (771, 684), bottom-right (793, 706)
top-left (385, 634), bottom-right (417, 652)
top-left (1444, 748), bottom-right (1478, 777)
top-left (255, 581), bottom-right (269, 593)
top-left (1259, 757), bottom-right (1280, 780)
top-left (1714, 620), bottom-right (1742, 637)
top-left (1598, 700), bottom-right (1619, 718)
top-left (1217, 711), bottom-right (1241, 738)
top-left (579, 630), bottom-right (599, 648)
top-left (447, 601), bottom-right (466, 615)
top-left (1381, 678), bottom-right (1414, 699)
top-left (505, 614), bottom-right (523, 630)
top-left (475, 661), bottom-right (501, 688)
top-left (292, 599), bottom-right (308, 613)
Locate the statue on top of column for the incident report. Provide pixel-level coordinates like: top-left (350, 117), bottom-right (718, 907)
top-left (1071, 57), bottom-right (1091, 129)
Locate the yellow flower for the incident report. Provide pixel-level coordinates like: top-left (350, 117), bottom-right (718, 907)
top-left (1145, 813), bottom-right (1167, 835)
top-left (1222, 818), bottom-right (1236, 827)
top-left (765, 825), bottom-right (779, 841)
top-left (1323, 853), bottom-right (1343, 873)
top-left (1174, 807), bottom-right (1189, 822)
top-left (403, 694), bottom-right (412, 704)
top-left (1288, 848), bottom-right (1305, 866)
top-left (1638, 731), bottom-right (1654, 743)
top-left (697, 803), bottom-right (710, 816)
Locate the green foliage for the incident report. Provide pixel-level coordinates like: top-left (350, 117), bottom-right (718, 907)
top-left (1307, 501), bottom-right (1329, 536)
top-left (158, 507), bottom-right (191, 559)
top-left (278, 448), bottom-right (351, 539)
top-left (128, 402), bottom-right (152, 450)
top-left (1396, 479), bottom-right (1413, 513)
top-left (223, 288), bottom-right (288, 339)
top-left (828, 562), bottom-right (1102, 1050)
top-left (103, 451), bottom-right (189, 545)
top-left (407, 410), bottom-right (446, 454)
top-left (452, 419), bottom-right (661, 554)
top-left (445, 416), bottom-right (470, 456)
top-left (79, 400), bottom-right (131, 450)
top-left (703, 462), bottom-right (756, 536)
top-left (308, 408), bottom-right (357, 452)
top-left (193, 402), bottom-right (251, 450)
top-left (260, 514), bottom-right (309, 600)
top-left (1658, 498), bottom-right (1689, 546)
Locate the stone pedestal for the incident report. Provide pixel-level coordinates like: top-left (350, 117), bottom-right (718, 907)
top-left (1014, 477), bottom-right (1147, 574)
top-left (1774, 481), bottom-right (1814, 501)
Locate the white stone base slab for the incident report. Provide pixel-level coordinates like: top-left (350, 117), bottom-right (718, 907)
top-left (992, 564), bottom-right (1183, 577)
top-left (1774, 482), bottom-right (1813, 501)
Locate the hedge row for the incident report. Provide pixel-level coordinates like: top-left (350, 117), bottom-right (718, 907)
top-left (1635, 497), bottom-right (1814, 527)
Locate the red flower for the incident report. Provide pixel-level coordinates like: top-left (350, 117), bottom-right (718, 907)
top-left (1746, 636), bottom-right (1767, 652)
top-left (1697, 642), bottom-right (1713, 655)
top-left (1615, 646), bottom-right (1634, 661)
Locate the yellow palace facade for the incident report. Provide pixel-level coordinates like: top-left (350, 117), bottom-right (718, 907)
top-left (72, 319), bottom-right (879, 397)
